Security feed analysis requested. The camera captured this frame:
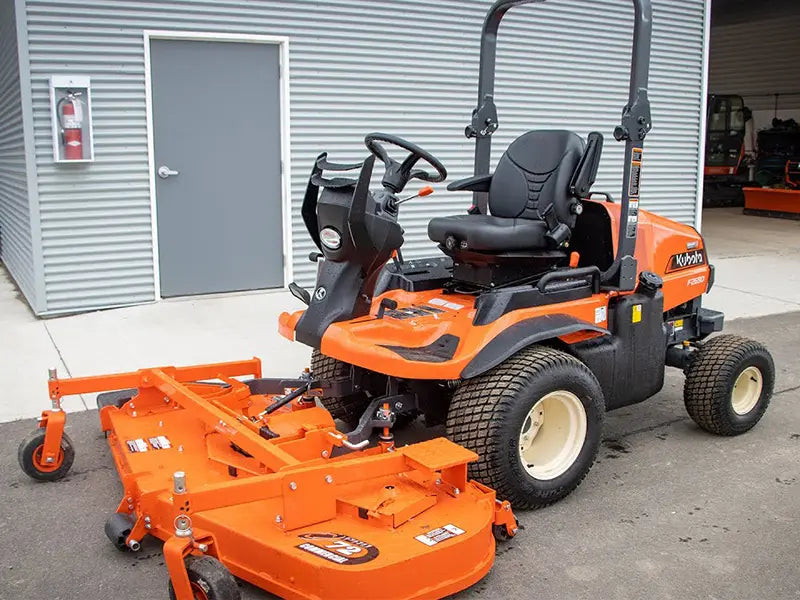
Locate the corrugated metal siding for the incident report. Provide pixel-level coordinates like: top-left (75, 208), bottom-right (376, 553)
top-left (22, 0), bottom-right (706, 310)
top-left (0, 0), bottom-right (35, 303)
top-left (709, 14), bottom-right (800, 114)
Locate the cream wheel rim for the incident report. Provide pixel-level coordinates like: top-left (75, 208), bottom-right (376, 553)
top-left (518, 390), bottom-right (587, 480)
top-left (731, 366), bottom-right (763, 415)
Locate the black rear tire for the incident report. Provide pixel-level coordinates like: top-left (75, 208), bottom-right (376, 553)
top-left (18, 428), bottom-right (75, 481)
top-left (684, 334), bottom-right (774, 435)
top-left (168, 556), bottom-right (241, 600)
top-left (446, 345), bottom-right (604, 509)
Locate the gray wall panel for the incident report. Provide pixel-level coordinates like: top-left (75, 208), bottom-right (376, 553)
top-left (0, 0), bottom-right (35, 304)
top-left (21, 0), bottom-right (706, 311)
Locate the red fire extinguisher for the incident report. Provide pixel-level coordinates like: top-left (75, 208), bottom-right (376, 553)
top-left (57, 91), bottom-right (83, 160)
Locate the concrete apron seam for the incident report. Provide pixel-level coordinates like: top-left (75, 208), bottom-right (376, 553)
top-left (714, 285), bottom-right (800, 307)
top-left (42, 321), bottom-right (89, 411)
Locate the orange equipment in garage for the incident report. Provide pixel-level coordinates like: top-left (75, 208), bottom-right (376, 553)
top-left (742, 160), bottom-right (800, 219)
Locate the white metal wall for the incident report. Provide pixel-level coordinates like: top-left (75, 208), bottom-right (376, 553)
top-left (20, 0), bottom-right (707, 313)
top-left (709, 13), bottom-right (800, 133)
top-left (0, 0), bottom-right (35, 304)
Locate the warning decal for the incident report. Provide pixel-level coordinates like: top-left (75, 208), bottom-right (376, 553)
top-left (415, 524), bottom-right (465, 547)
top-left (296, 533), bottom-right (379, 565)
top-left (626, 147), bottom-right (643, 238)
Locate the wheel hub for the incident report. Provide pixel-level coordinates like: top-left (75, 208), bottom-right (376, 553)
top-left (731, 366), bottom-right (763, 415)
top-left (33, 444), bottom-right (64, 473)
top-left (518, 390), bottom-right (587, 480)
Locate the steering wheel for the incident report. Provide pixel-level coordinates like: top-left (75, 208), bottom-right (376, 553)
top-left (364, 132), bottom-right (447, 193)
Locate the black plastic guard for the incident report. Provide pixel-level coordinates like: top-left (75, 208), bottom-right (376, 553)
top-left (460, 314), bottom-right (608, 379)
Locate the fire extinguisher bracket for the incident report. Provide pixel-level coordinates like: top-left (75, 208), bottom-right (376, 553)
top-left (50, 75), bottom-right (94, 164)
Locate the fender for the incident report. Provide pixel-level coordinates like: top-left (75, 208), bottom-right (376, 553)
top-left (460, 314), bottom-right (608, 379)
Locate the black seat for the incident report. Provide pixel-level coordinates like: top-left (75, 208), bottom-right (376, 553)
top-left (428, 214), bottom-right (548, 251)
top-left (428, 130), bottom-right (602, 253)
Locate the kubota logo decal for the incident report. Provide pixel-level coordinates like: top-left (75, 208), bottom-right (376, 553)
top-left (296, 533), bottom-right (379, 565)
top-left (667, 249), bottom-right (705, 272)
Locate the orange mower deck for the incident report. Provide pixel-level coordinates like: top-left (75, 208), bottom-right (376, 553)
top-left (31, 359), bottom-right (517, 600)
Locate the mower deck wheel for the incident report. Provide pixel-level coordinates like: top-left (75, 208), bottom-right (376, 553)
top-left (105, 512), bottom-right (136, 552)
top-left (96, 388), bottom-right (137, 410)
top-left (684, 334), bottom-right (775, 435)
top-left (17, 428), bottom-right (75, 481)
top-left (447, 345), bottom-right (604, 509)
top-left (168, 556), bottom-right (241, 600)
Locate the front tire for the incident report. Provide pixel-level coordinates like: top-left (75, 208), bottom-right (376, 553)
top-left (446, 345), bottom-right (605, 509)
top-left (684, 334), bottom-right (774, 435)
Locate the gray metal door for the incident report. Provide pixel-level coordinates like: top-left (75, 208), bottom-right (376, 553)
top-left (150, 38), bottom-right (283, 297)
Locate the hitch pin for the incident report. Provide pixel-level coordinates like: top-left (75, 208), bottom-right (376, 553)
top-left (327, 432), bottom-right (370, 451)
top-left (395, 186), bottom-right (434, 206)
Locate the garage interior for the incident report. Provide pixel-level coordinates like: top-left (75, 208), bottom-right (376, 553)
top-left (703, 0), bottom-right (800, 223)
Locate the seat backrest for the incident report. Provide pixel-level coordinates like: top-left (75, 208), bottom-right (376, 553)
top-left (489, 130), bottom-right (586, 228)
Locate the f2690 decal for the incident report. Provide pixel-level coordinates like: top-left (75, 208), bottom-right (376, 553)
top-left (296, 533), bottom-right (379, 565)
top-left (666, 249), bottom-right (705, 273)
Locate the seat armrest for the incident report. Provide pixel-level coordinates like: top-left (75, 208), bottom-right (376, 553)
top-left (446, 174), bottom-right (493, 192)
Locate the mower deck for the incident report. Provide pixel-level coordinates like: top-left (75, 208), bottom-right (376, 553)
top-left (30, 359), bottom-right (516, 600)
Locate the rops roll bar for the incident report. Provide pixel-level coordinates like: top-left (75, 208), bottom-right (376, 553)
top-left (466, 0), bottom-right (653, 290)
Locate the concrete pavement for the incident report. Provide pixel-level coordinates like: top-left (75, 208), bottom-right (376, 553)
top-left (2, 207), bottom-right (799, 423)
top-left (1, 311), bottom-right (798, 599)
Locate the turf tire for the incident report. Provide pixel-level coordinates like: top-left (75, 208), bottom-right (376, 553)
top-left (446, 345), bottom-right (604, 509)
top-left (684, 334), bottom-right (774, 435)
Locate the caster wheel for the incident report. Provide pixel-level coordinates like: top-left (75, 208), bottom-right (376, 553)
top-left (105, 512), bottom-right (137, 551)
top-left (168, 556), bottom-right (241, 600)
top-left (18, 429), bottom-right (75, 481)
top-left (492, 522), bottom-right (518, 542)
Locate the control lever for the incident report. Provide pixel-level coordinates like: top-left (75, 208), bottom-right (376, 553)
top-left (288, 282), bottom-right (310, 305)
top-left (394, 186), bottom-right (434, 206)
top-left (376, 298), bottom-right (398, 319)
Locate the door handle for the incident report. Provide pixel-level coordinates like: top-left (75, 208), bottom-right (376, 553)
top-left (158, 165), bottom-right (179, 179)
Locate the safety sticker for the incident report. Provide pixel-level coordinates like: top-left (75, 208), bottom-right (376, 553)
top-left (148, 436), bottom-right (172, 450)
top-left (296, 533), bottom-right (379, 565)
top-left (632, 304), bottom-right (642, 324)
top-left (415, 524), bottom-right (465, 547)
top-left (428, 298), bottom-right (465, 311)
top-left (625, 148), bottom-right (643, 239)
top-left (125, 438), bottom-right (149, 453)
top-left (671, 319), bottom-right (684, 332)
top-left (594, 306), bottom-right (607, 324)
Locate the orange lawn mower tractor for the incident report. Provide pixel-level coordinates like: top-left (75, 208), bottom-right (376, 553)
top-left (19, 1), bottom-right (776, 599)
